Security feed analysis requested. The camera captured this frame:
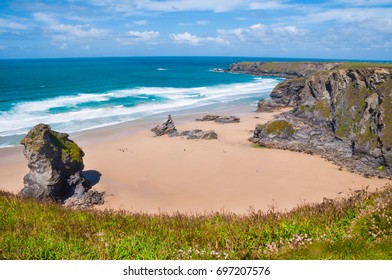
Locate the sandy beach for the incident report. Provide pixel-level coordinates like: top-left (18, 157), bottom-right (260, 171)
top-left (0, 108), bottom-right (390, 214)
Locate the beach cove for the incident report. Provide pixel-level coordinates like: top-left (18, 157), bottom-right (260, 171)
top-left (1, 106), bottom-right (389, 214)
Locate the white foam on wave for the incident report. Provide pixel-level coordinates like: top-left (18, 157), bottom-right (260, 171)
top-left (0, 77), bottom-right (280, 142)
top-left (15, 92), bottom-right (114, 113)
top-left (157, 68), bottom-right (168, 71)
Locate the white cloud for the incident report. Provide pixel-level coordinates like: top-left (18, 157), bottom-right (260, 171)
top-left (136, 0), bottom-right (247, 13)
top-left (293, 7), bottom-right (392, 34)
top-left (179, 20), bottom-right (210, 26)
top-left (170, 32), bottom-right (229, 46)
top-left (33, 12), bottom-right (57, 24)
top-left (117, 30), bottom-right (160, 44)
top-left (86, 0), bottom-right (289, 13)
top-left (134, 20), bottom-right (148, 26)
top-left (273, 25), bottom-right (303, 35)
top-left (248, 1), bottom-right (290, 10)
top-left (334, 0), bottom-right (392, 6)
top-left (197, 20), bottom-right (209, 25)
top-left (0, 18), bottom-right (28, 30)
top-left (44, 24), bottom-right (110, 41)
top-left (218, 23), bottom-right (306, 45)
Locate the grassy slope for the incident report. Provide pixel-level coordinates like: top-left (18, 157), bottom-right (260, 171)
top-left (1, 184), bottom-right (391, 260)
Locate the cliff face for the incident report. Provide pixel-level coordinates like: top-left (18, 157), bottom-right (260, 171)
top-left (248, 64), bottom-right (392, 177)
top-left (257, 78), bottom-right (305, 111)
top-left (294, 68), bottom-right (392, 169)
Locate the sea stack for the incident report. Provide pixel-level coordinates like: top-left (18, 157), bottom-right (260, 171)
top-left (20, 123), bottom-right (92, 203)
top-left (151, 115), bottom-right (179, 137)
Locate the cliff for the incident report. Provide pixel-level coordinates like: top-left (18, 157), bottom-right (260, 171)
top-left (227, 62), bottom-right (342, 78)
top-left (294, 68), bottom-right (392, 171)
top-left (245, 62), bottom-right (392, 178)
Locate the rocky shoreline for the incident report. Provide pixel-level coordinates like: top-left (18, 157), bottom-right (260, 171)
top-left (229, 61), bottom-right (392, 179)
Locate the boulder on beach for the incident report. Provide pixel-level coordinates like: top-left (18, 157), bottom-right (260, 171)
top-left (20, 123), bottom-right (104, 207)
top-left (179, 129), bottom-right (218, 140)
top-left (152, 115), bottom-right (218, 140)
top-left (151, 115), bottom-right (178, 137)
top-left (196, 115), bottom-right (240, 123)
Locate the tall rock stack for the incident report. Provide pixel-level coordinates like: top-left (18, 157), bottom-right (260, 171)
top-left (20, 123), bottom-right (103, 206)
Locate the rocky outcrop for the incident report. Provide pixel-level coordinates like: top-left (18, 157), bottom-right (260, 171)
top-left (251, 67), bottom-right (392, 178)
top-left (151, 114), bottom-right (178, 137)
top-left (20, 123), bottom-right (104, 206)
top-left (227, 62), bottom-right (341, 78)
top-left (196, 115), bottom-right (240, 123)
top-left (179, 129), bottom-right (218, 140)
top-left (152, 115), bottom-right (218, 140)
top-left (253, 119), bottom-right (296, 141)
top-left (257, 78), bottom-right (305, 112)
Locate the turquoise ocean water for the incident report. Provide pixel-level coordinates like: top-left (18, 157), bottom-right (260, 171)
top-left (0, 56), bottom-right (285, 147)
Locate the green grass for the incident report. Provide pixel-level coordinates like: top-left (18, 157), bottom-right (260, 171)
top-left (1, 185), bottom-right (391, 260)
top-left (314, 99), bottom-right (331, 119)
top-left (339, 62), bottom-right (392, 69)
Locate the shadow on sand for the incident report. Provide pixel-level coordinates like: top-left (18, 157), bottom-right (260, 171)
top-left (83, 170), bottom-right (102, 187)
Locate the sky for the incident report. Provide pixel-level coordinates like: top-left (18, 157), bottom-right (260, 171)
top-left (0, 0), bottom-right (392, 60)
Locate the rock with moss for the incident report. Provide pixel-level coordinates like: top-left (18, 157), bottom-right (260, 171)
top-left (295, 68), bottom-right (392, 162)
top-left (20, 124), bottom-right (103, 206)
top-left (251, 66), bottom-right (392, 178)
top-left (254, 120), bottom-right (295, 141)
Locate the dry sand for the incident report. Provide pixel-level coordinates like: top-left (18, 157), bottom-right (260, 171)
top-left (0, 109), bottom-right (390, 214)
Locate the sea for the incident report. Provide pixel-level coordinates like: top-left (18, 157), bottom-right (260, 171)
top-left (0, 56), bottom-right (287, 148)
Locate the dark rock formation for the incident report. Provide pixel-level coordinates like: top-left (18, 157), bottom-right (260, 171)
top-left (196, 115), bottom-right (240, 123)
top-left (20, 123), bottom-right (104, 206)
top-left (195, 115), bottom-right (220, 121)
top-left (152, 115), bottom-right (218, 140)
top-left (151, 115), bottom-right (178, 137)
top-left (179, 129), bottom-right (218, 140)
top-left (63, 190), bottom-right (104, 208)
top-left (257, 78), bottom-right (306, 112)
top-left (250, 66), bottom-right (392, 178)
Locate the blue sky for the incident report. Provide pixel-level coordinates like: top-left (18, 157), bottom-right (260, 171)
top-left (0, 0), bottom-right (391, 59)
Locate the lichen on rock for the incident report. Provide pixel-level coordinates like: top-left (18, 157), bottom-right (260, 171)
top-left (254, 119), bottom-right (295, 141)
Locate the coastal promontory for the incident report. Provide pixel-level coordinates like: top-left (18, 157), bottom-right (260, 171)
top-left (230, 62), bottom-right (392, 178)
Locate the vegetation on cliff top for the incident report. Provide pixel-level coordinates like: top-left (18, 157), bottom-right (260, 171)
top-left (1, 184), bottom-right (391, 260)
top-left (339, 62), bottom-right (392, 69)
top-left (274, 77), bottom-right (306, 90)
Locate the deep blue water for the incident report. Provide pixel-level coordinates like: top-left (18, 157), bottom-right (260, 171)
top-left (0, 56), bottom-right (286, 147)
